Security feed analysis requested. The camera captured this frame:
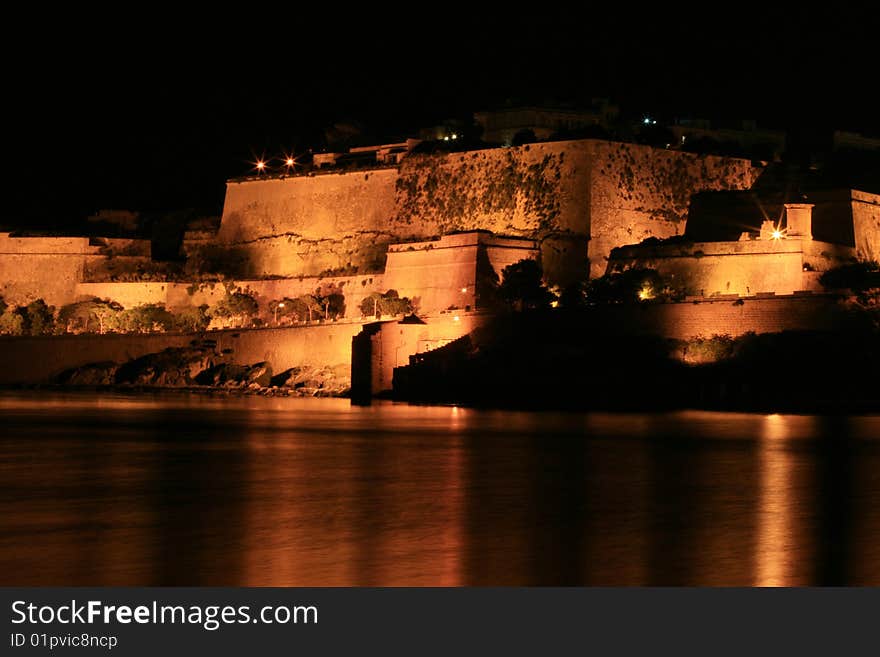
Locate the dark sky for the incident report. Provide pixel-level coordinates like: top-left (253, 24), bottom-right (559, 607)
top-left (5, 10), bottom-right (876, 227)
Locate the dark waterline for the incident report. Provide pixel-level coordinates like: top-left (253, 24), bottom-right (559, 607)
top-left (1, 391), bottom-right (879, 586)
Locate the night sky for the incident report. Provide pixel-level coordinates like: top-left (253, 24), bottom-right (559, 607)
top-left (6, 10), bottom-right (875, 228)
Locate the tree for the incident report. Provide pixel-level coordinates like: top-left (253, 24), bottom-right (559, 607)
top-left (585, 268), bottom-right (683, 304)
top-left (0, 309), bottom-right (23, 335)
top-left (58, 298), bottom-right (123, 333)
top-left (211, 291), bottom-right (259, 327)
top-left (322, 292), bottom-right (346, 319)
top-left (17, 299), bottom-right (55, 335)
top-left (360, 290), bottom-right (413, 317)
top-left (819, 261), bottom-right (880, 299)
top-left (498, 259), bottom-right (555, 311)
top-left (294, 294), bottom-right (323, 322)
top-left (172, 304), bottom-right (211, 332)
top-left (120, 303), bottom-right (175, 333)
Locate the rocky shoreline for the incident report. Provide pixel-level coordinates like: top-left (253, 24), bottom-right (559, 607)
top-left (52, 341), bottom-right (351, 398)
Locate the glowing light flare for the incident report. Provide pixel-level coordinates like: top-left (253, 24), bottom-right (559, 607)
top-left (771, 229), bottom-right (783, 240)
top-left (285, 157), bottom-right (295, 167)
top-left (453, 315), bottom-right (460, 322)
top-left (461, 287), bottom-right (468, 293)
top-left (255, 160), bottom-right (266, 172)
top-left (637, 285), bottom-right (655, 301)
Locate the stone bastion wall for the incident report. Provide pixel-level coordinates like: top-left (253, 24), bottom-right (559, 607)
top-left (217, 140), bottom-right (762, 285)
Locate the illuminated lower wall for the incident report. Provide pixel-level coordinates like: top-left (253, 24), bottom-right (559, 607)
top-left (608, 239), bottom-right (854, 297)
top-left (383, 233), bottom-right (539, 312)
top-left (0, 323), bottom-right (365, 385)
top-left (597, 294), bottom-right (843, 340)
top-left (853, 190), bottom-right (880, 262)
top-left (358, 312), bottom-right (487, 396)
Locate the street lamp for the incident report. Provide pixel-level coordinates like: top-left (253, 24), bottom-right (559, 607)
top-left (274, 301), bottom-right (285, 325)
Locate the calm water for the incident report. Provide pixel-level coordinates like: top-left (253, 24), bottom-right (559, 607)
top-left (1, 391), bottom-right (879, 586)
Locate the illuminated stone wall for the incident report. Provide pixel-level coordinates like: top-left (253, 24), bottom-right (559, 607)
top-left (852, 190), bottom-right (880, 262)
top-left (216, 140), bottom-right (762, 284)
top-left (0, 234), bottom-right (91, 307)
top-left (217, 168), bottom-right (400, 277)
top-left (594, 294), bottom-right (843, 340)
top-left (609, 238), bottom-right (854, 297)
top-left (0, 323), bottom-right (364, 385)
top-left (77, 274), bottom-right (386, 320)
top-left (383, 233), bottom-right (539, 312)
top-left (587, 141), bottom-right (762, 278)
top-left (357, 312), bottom-right (487, 396)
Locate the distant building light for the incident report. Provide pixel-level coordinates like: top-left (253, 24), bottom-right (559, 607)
top-left (461, 287), bottom-right (468, 293)
top-left (451, 133), bottom-right (458, 140)
top-left (255, 160), bottom-right (266, 171)
top-left (443, 136), bottom-right (450, 141)
top-left (285, 157), bottom-right (295, 167)
top-left (453, 315), bottom-right (460, 322)
top-left (643, 117), bottom-right (651, 125)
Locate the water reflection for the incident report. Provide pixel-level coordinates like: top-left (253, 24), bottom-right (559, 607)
top-left (1, 392), bottom-right (880, 585)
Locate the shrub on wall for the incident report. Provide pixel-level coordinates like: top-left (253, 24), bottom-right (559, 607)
top-left (819, 261), bottom-right (880, 297)
top-left (210, 292), bottom-right (259, 328)
top-left (498, 259), bottom-right (555, 311)
top-left (172, 304), bottom-right (211, 332)
top-left (360, 290), bottom-right (413, 318)
top-left (585, 268), bottom-right (684, 305)
top-left (0, 309), bottom-right (24, 335)
top-left (119, 303), bottom-right (176, 333)
top-left (17, 299), bottom-right (55, 336)
top-left (57, 298), bottom-right (123, 334)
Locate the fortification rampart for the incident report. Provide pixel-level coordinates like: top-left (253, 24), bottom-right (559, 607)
top-left (609, 238), bottom-right (854, 296)
top-left (76, 273), bottom-right (387, 320)
top-left (0, 234), bottom-right (92, 306)
top-left (593, 294), bottom-right (844, 340)
top-left (0, 322), bottom-right (366, 385)
top-left (852, 190), bottom-right (880, 262)
top-left (586, 141), bottom-right (762, 277)
top-left (217, 168), bottom-right (399, 277)
top-left (215, 140), bottom-right (762, 285)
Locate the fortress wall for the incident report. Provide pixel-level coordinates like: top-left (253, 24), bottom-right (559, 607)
top-left (77, 275), bottom-right (387, 320)
top-left (369, 313), bottom-right (486, 394)
top-left (0, 323), bottom-right (366, 385)
top-left (217, 169), bottom-right (399, 277)
top-left (391, 142), bottom-right (592, 284)
top-left (215, 140), bottom-right (759, 286)
top-left (596, 295), bottom-right (842, 340)
top-left (852, 191), bottom-right (880, 262)
top-left (76, 282), bottom-right (170, 308)
top-left (610, 240), bottom-right (810, 296)
top-left (0, 255), bottom-right (85, 307)
top-left (0, 331), bottom-right (198, 384)
top-left (588, 142), bottom-right (763, 278)
top-left (0, 235), bottom-right (93, 307)
top-left (384, 245), bottom-right (479, 312)
top-left (0, 235), bottom-right (91, 254)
